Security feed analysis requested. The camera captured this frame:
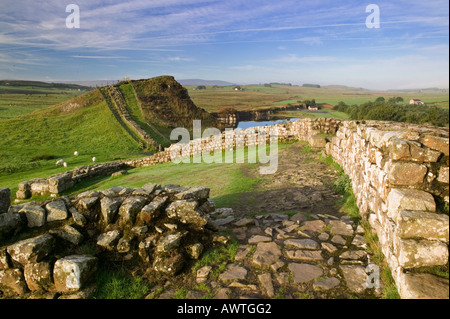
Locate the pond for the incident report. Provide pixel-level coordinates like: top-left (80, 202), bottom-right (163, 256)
top-left (236, 118), bottom-right (299, 130)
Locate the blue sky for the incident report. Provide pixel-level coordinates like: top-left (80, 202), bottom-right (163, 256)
top-left (0, 0), bottom-right (448, 90)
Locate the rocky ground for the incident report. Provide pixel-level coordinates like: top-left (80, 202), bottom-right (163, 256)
top-left (148, 142), bottom-right (383, 299)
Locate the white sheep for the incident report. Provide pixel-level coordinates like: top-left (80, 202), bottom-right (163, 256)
top-left (74, 151), bottom-right (79, 156)
top-left (63, 162), bottom-right (68, 167)
top-left (92, 157), bottom-right (97, 162)
top-left (56, 159), bottom-right (64, 166)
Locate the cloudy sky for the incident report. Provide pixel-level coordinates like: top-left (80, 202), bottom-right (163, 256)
top-left (0, 0), bottom-right (448, 90)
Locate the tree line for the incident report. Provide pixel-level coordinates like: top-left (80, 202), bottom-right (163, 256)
top-left (333, 97), bottom-right (449, 127)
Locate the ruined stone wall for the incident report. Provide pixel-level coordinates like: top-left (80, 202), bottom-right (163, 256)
top-left (1, 184), bottom-right (223, 298)
top-left (325, 120), bottom-right (449, 299)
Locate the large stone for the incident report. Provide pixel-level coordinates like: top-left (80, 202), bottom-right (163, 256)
top-left (387, 188), bottom-right (436, 220)
top-left (0, 188), bottom-right (10, 213)
top-left (156, 232), bottom-right (185, 253)
top-left (45, 200), bottom-right (69, 222)
top-left (252, 242), bottom-right (282, 267)
top-left (396, 210), bottom-right (449, 242)
top-left (309, 135), bottom-right (327, 149)
top-left (153, 253), bottom-right (185, 276)
top-left (165, 200), bottom-right (208, 228)
top-left (420, 135), bottom-right (449, 156)
top-left (7, 234), bottom-right (55, 265)
top-left (140, 196), bottom-right (168, 224)
top-left (119, 196), bottom-right (147, 224)
top-left (24, 262), bottom-right (52, 291)
top-left (284, 238), bottom-right (320, 250)
top-left (53, 255), bottom-right (98, 293)
top-left (50, 225), bottom-right (84, 245)
top-left (340, 265), bottom-right (368, 293)
top-left (301, 220), bottom-right (326, 233)
top-left (0, 212), bottom-right (23, 241)
top-left (437, 166), bottom-right (449, 183)
top-left (388, 162), bottom-right (427, 186)
top-left (0, 268), bottom-right (28, 295)
top-left (258, 273), bottom-right (275, 298)
top-left (97, 230), bottom-right (121, 250)
top-left (288, 263), bottom-right (323, 283)
top-left (329, 220), bottom-right (354, 237)
top-left (285, 250), bottom-right (323, 262)
top-left (175, 186), bottom-right (210, 201)
top-left (396, 238), bottom-right (448, 268)
top-left (398, 272), bottom-right (449, 299)
top-left (219, 264), bottom-right (248, 282)
top-left (248, 235), bottom-right (272, 244)
top-left (100, 197), bottom-right (123, 224)
top-left (186, 243), bottom-right (203, 260)
top-left (19, 205), bottom-right (46, 228)
top-left (78, 197), bottom-right (99, 210)
top-left (313, 277), bottom-right (340, 290)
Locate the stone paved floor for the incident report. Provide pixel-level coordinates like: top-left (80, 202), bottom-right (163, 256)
top-left (151, 142), bottom-right (383, 299)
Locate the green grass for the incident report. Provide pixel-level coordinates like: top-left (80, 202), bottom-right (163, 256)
top-left (192, 238), bottom-right (240, 276)
top-left (0, 99), bottom-right (144, 187)
top-left (93, 268), bottom-right (150, 299)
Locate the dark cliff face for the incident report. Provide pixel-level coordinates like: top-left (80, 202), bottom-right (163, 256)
top-left (131, 76), bottom-right (220, 130)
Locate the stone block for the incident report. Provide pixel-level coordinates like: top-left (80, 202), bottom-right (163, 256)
top-left (19, 205), bottom-right (47, 228)
top-left (0, 212), bottom-right (23, 241)
top-left (397, 272), bottom-right (449, 299)
top-left (0, 188), bottom-right (10, 214)
top-left (309, 135), bottom-right (327, 149)
top-left (388, 162), bottom-right (427, 186)
top-left (0, 268), bottom-right (28, 295)
top-left (118, 196), bottom-right (147, 224)
top-left (24, 262), bottom-right (52, 291)
top-left (166, 200), bottom-right (208, 229)
top-left (420, 135), bottom-right (449, 156)
top-left (53, 255), bottom-right (97, 293)
top-left (7, 234), bottom-right (55, 265)
top-left (175, 186), bottom-right (210, 201)
top-left (396, 210), bottom-right (449, 242)
top-left (396, 238), bottom-right (448, 268)
top-left (45, 200), bottom-right (69, 222)
top-left (100, 197), bottom-right (123, 224)
top-left (387, 188), bottom-right (436, 220)
top-left (437, 166), bottom-right (449, 183)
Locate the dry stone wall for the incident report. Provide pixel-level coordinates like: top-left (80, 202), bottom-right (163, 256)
top-left (325, 120), bottom-right (449, 299)
top-left (1, 183), bottom-right (224, 298)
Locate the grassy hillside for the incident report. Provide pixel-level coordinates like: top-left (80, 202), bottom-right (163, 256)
top-left (0, 90), bottom-right (143, 183)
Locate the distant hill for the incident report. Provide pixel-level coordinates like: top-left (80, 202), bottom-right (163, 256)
top-left (178, 79), bottom-right (236, 86)
top-left (0, 80), bottom-right (91, 94)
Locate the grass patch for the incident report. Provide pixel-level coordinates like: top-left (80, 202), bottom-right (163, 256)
top-left (93, 267), bottom-right (150, 299)
top-left (193, 238), bottom-right (240, 277)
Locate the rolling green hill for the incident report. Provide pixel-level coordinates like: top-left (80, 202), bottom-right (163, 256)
top-left (0, 76), bottom-right (221, 188)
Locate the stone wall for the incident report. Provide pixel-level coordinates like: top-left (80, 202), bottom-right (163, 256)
top-left (324, 120), bottom-right (449, 298)
top-left (1, 184), bottom-right (223, 298)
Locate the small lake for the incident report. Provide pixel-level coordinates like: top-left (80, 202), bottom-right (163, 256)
top-left (236, 118), bottom-right (299, 130)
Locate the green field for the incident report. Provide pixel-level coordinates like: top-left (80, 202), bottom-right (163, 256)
top-left (185, 84), bottom-right (449, 113)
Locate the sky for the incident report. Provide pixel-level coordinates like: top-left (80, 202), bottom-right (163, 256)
top-left (0, 0), bottom-right (448, 90)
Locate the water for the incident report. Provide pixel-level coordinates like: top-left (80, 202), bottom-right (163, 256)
top-left (236, 118), bottom-right (299, 130)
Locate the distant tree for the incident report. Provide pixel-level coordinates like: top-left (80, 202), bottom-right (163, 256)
top-left (375, 97), bottom-right (385, 103)
top-left (196, 85), bottom-right (207, 90)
